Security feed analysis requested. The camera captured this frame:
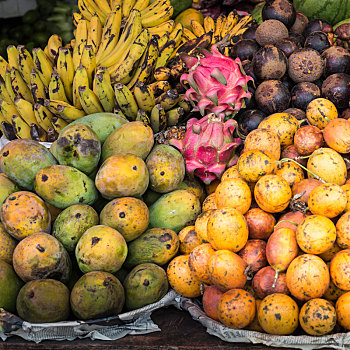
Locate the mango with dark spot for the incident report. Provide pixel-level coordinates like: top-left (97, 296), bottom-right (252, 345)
top-left (1, 191), bottom-right (51, 240)
top-left (53, 204), bottom-right (99, 252)
top-left (0, 223), bottom-right (16, 264)
top-left (75, 225), bottom-right (127, 274)
top-left (13, 232), bottom-right (71, 284)
top-left (146, 145), bottom-right (185, 194)
top-left (56, 124), bottom-right (101, 175)
top-left (70, 271), bottom-right (125, 320)
top-left (67, 112), bottom-right (128, 144)
top-left (125, 228), bottom-right (179, 268)
top-left (16, 279), bottom-right (69, 323)
top-left (34, 165), bottom-right (98, 209)
top-left (149, 190), bottom-right (201, 233)
top-left (95, 154), bottom-right (149, 199)
top-left (100, 197), bottom-right (149, 242)
top-left (123, 263), bottom-right (168, 310)
top-left (102, 121), bottom-right (154, 162)
top-left (0, 260), bottom-right (23, 313)
top-left (0, 139), bottom-right (57, 190)
top-left (0, 173), bottom-right (19, 208)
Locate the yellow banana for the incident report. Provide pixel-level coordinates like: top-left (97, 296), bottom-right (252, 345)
top-left (157, 32), bottom-right (169, 51)
top-left (30, 69), bottom-right (47, 104)
top-left (78, 86), bottom-right (104, 114)
top-left (134, 0), bottom-right (149, 11)
top-left (153, 66), bottom-right (170, 81)
top-left (169, 23), bottom-right (183, 47)
top-left (32, 48), bottom-right (53, 87)
top-left (6, 45), bottom-right (18, 70)
top-left (98, 8), bottom-right (141, 68)
top-left (127, 36), bottom-right (159, 90)
top-left (95, 6), bottom-right (122, 64)
top-left (230, 15), bottom-right (253, 38)
top-left (0, 100), bottom-right (19, 123)
top-left (30, 123), bottom-right (48, 142)
top-left (16, 45), bottom-right (34, 86)
top-left (81, 0), bottom-right (107, 25)
top-left (73, 65), bottom-right (89, 109)
top-left (148, 80), bottom-right (170, 96)
top-left (4, 69), bottom-right (16, 103)
top-left (44, 99), bottom-right (71, 114)
top-left (87, 15), bottom-right (103, 54)
top-left (73, 19), bottom-right (88, 70)
top-left (133, 81), bottom-right (155, 113)
top-left (0, 79), bottom-right (13, 104)
top-left (93, 70), bottom-right (115, 112)
top-left (51, 115), bottom-right (69, 133)
top-left (0, 56), bottom-right (10, 80)
top-left (183, 27), bottom-right (197, 40)
top-left (136, 108), bottom-right (150, 126)
top-left (80, 45), bottom-right (96, 87)
top-left (43, 46), bottom-right (54, 64)
top-left (13, 97), bottom-right (37, 126)
top-left (148, 20), bottom-right (174, 35)
top-left (221, 11), bottom-right (238, 38)
top-left (56, 48), bottom-right (74, 102)
top-left (109, 28), bottom-right (149, 84)
top-left (114, 83), bottom-right (138, 120)
top-left (78, 0), bottom-right (93, 21)
top-left (155, 89), bottom-right (179, 110)
top-left (213, 14), bottom-right (226, 43)
top-left (34, 103), bottom-right (54, 132)
top-left (150, 103), bottom-right (166, 133)
top-left (10, 68), bottom-right (34, 103)
top-left (49, 71), bottom-right (69, 103)
top-left (141, 5), bottom-right (173, 28)
top-left (94, 0), bottom-right (111, 15)
top-left (141, 0), bottom-right (169, 18)
top-left (122, 0), bottom-right (136, 20)
top-left (155, 39), bottom-right (175, 69)
top-left (169, 61), bottom-right (186, 80)
top-left (191, 20), bottom-right (205, 37)
top-left (167, 106), bottom-right (184, 126)
top-left (73, 12), bottom-right (84, 27)
top-left (204, 16), bottom-right (215, 33)
top-left (55, 104), bottom-right (86, 122)
top-left (110, 0), bottom-right (122, 9)
top-left (12, 114), bottom-right (31, 139)
top-left (47, 34), bottom-right (63, 61)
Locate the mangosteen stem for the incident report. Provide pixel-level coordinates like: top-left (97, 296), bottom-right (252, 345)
top-left (274, 219), bottom-right (299, 229)
top-left (278, 157), bottom-right (326, 183)
top-left (272, 269), bottom-right (279, 289)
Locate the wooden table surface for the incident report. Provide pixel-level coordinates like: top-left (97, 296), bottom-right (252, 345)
top-left (0, 306), bottom-right (327, 350)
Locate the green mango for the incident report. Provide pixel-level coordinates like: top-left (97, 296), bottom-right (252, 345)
top-left (0, 173), bottom-right (19, 208)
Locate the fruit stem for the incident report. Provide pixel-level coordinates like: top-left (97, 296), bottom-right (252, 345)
top-left (272, 269), bottom-right (279, 288)
top-left (274, 219), bottom-right (299, 229)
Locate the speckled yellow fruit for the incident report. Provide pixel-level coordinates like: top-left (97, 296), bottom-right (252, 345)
top-left (318, 242), bottom-right (342, 262)
top-left (167, 255), bottom-right (202, 298)
top-left (178, 226), bottom-right (202, 254)
top-left (330, 249), bottom-right (350, 291)
top-left (308, 183), bottom-right (347, 218)
top-left (336, 212), bottom-right (350, 249)
top-left (202, 193), bottom-right (217, 211)
top-left (0, 223), bottom-right (16, 264)
top-left (341, 184), bottom-right (350, 212)
top-left (274, 161), bottom-right (305, 187)
top-left (188, 243), bottom-right (215, 284)
top-left (306, 98), bottom-right (338, 129)
top-left (296, 215), bottom-right (336, 254)
top-left (222, 165), bottom-right (242, 181)
top-left (194, 209), bottom-right (215, 243)
top-left (336, 291), bottom-right (350, 330)
top-left (258, 293), bottom-right (299, 335)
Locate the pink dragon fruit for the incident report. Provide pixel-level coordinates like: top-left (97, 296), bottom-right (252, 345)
top-left (170, 113), bottom-right (242, 184)
top-left (180, 45), bottom-right (253, 118)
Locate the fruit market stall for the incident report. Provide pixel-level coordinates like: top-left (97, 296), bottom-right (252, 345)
top-left (1, 0), bottom-right (350, 348)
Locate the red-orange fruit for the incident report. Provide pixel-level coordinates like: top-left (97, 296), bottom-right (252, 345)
top-left (238, 239), bottom-right (267, 276)
top-left (281, 144), bottom-right (307, 168)
top-left (330, 249), bottom-right (350, 291)
top-left (323, 118), bottom-right (350, 154)
top-left (294, 125), bottom-right (324, 156)
top-left (245, 208), bottom-right (276, 240)
top-left (336, 291), bottom-right (350, 330)
top-left (275, 211), bottom-right (308, 233)
top-left (202, 285), bottom-right (224, 321)
top-left (292, 179), bottom-right (322, 204)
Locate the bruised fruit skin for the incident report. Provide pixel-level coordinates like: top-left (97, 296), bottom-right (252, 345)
top-left (306, 98), bottom-right (338, 130)
top-left (238, 239), bottom-right (267, 276)
top-left (307, 148), bottom-right (347, 185)
top-left (294, 125), bottom-right (324, 156)
top-left (13, 232), bottom-right (71, 283)
top-left (217, 289), bottom-right (256, 329)
top-left (0, 261), bottom-right (23, 313)
top-left (125, 228), bottom-right (179, 268)
top-left (16, 279), bottom-right (70, 323)
top-left (95, 154), bottom-right (149, 200)
top-left (254, 175), bottom-right (292, 213)
top-left (274, 161), bottom-right (305, 187)
top-left (258, 293), bottom-right (299, 335)
top-left (299, 298), bottom-right (336, 336)
top-left (101, 121), bottom-right (154, 162)
top-left (167, 255), bottom-right (202, 298)
top-left (123, 263), bottom-right (168, 311)
top-left (34, 165), bottom-right (98, 209)
top-left (53, 204), bottom-right (99, 252)
top-left (70, 271), bottom-right (125, 320)
top-left (308, 183), bottom-right (347, 218)
top-left (287, 254), bottom-right (330, 301)
top-left (296, 215), bottom-right (336, 254)
top-left (100, 197), bottom-right (149, 242)
top-left (336, 212), bottom-right (350, 249)
top-left (178, 226), bottom-right (202, 254)
top-left (202, 193), bottom-right (217, 212)
top-left (330, 249), bottom-right (350, 291)
top-left (1, 191), bottom-right (51, 240)
top-left (292, 179), bottom-right (322, 204)
top-left (207, 208), bottom-right (249, 252)
top-left (0, 174), bottom-right (19, 208)
top-left (188, 243), bottom-right (215, 284)
top-left (146, 145), bottom-right (185, 194)
top-left (75, 225), bottom-right (127, 274)
top-left (0, 223), bottom-right (16, 264)
top-left (203, 285), bottom-right (224, 321)
top-left (336, 291), bottom-right (350, 330)
top-left (207, 250), bottom-right (247, 291)
top-left (244, 208), bottom-right (275, 240)
top-left (323, 118), bottom-right (350, 154)
top-left (149, 190), bottom-right (201, 233)
top-left (0, 139), bottom-right (57, 190)
top-left (214, 178), bottom-right (252, 214)
top-left (195, 210), bottom-right (215, 243)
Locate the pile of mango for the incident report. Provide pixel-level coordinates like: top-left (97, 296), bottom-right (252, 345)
top-left (0, 112), bottom-right (205, 322)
